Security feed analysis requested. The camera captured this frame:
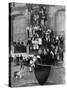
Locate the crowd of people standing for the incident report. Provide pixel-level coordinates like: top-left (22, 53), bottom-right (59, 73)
top-left (26, 5), bottom-right (64, 65)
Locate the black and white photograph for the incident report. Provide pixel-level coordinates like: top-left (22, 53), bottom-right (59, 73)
top-left (9, 2), bottom-right (65, 87)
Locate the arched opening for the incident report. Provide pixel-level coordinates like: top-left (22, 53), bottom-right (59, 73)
top-left (55, 9), bottom-right (65, 37)
top-left (11, 12), bottom-right (30, 45)
top-left (13, 15), bottom-right (26, 44)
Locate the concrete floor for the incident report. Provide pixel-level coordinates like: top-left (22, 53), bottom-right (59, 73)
top-left (11, 62), bottom-right (65, 87)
